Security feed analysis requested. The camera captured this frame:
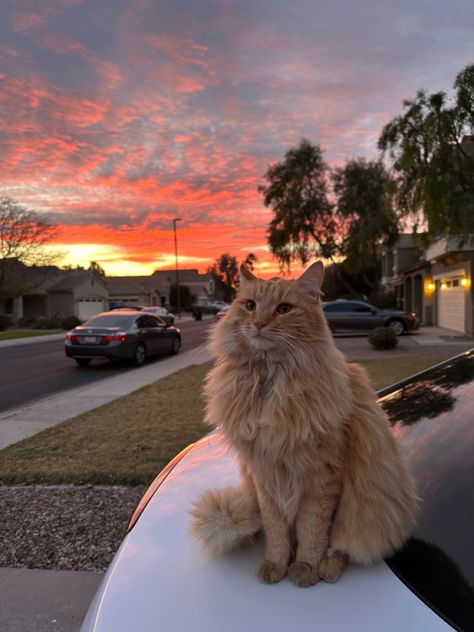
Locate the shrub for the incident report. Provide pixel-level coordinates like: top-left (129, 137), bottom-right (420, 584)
top-left (34, 317), bottom-right (61, 330)
top-left (368, 326), bottom-right (398, 350)
top-left (0, 315), bottom-right (12, 331)
top-left (17, 316), bottom-right (37, 328)
top-left (61, 315), bottom-right (82, 330)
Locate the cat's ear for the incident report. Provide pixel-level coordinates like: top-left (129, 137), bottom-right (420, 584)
top-left (239, 265), bottom-right (257, 283)
top-left (296, 261), bottom-right (324, 297)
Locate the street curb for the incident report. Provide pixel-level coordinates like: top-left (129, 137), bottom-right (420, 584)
top-left (0, 333), bottom-right (66, 348)
top-left (0, 345), bottom-right (213, 450)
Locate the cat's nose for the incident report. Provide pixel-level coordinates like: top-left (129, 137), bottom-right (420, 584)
top-left (254, 320), bottom-right (268, 331)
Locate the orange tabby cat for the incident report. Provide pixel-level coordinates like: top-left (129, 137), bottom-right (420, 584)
top-left (190, 262), bottom-right (418, 587)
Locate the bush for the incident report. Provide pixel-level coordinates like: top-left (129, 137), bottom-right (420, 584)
top-left (368, 326), bottom-right (398, 350)
top-left (0, 315), bottom-right (12, 331)
top-left (34, 317), bottom-right (61, 330)
top-left (17, 316), bottom-right (37, 328)
top-left (61, 315), bottom-right (82, 330)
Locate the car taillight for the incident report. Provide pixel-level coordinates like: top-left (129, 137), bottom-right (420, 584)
top-left (66, 333), bottom-right (79, 342)
top-left (102, 333), bottom-right (127, 343)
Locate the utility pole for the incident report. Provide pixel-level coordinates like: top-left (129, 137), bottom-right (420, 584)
top-left (173, 218), bottom-right (181, 319)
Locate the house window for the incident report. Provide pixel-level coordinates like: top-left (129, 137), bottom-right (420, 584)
top-left (452, 279), bottom-right (459, 287)
top-left (5, 298), bottom-right (13, 314)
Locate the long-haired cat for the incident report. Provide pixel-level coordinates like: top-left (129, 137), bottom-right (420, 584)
top-left (190, 262), bottom-right (418, 586)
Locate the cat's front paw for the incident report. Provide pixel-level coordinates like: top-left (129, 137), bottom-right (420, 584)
top-left (288, 561), bottom-right (319, 587)
top-left (319, 551), bottom-right (349, 583)
top-left (257, 559), bottom-right (287, 584)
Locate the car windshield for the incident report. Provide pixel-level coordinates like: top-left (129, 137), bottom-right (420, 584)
top-left (82, 314), bottom-right (132, 328)
top-left (379, 352), bottom-right (474, 631)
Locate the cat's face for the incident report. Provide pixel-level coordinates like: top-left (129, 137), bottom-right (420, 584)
top-left (212, 262), bottom-right (331, 361)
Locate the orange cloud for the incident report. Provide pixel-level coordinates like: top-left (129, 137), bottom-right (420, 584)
top-left (2, 0), bottom-right (472, 278)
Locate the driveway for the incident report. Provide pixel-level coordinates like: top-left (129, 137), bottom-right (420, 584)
top-left (333, 326), bottom-right (473, 360)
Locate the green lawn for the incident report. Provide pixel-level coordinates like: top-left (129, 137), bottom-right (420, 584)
top-left (0, 356), bottom-right (447, 486)
top-left (0, 330), bottom-right (62, 341)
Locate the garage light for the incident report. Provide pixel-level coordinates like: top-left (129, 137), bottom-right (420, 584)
top-left (461, 277), bottom-right (470, 287)
top-left (441, 282), bottom-right (447, 290)
top-left (426, 282), bottom-right (435, 292)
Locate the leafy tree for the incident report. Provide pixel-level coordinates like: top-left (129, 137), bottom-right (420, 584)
top-left (210, 253), bottom-right (239, 302)
top-left (169, 283), bottom-right (195, 311)
top-left (242, 252), bottom-right (258, 271)
top-left (0, 197), bottom-right (60, 297)
top-left (259, 139), bottom-right (338, 269)
top-left (89, 261), bottom-right (106, 277)
top-left (332, 158), bottom-right (399, 296)
top-left (378, 64), bottom-right (474, 239)
top-left (322, 261), bottom-right (377, 301)
top-left (62, 264), bottom-right (85, 271)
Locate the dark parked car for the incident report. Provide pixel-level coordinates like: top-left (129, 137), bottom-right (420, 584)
top-left (81, 351), bottom-right (474, 631)
top-left (65, 310), bottom-right (181, 367)
top-left (322, 300), bottom-right (420, 335)
top-left (140, 306), bottom-right (176, 326)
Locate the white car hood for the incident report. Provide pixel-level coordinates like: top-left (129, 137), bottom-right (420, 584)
top-left (82, 434), bottom-right (452, 632)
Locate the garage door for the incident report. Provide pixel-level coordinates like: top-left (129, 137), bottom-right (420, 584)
top-left (438, 279), bottom-right (465, 333)
top-left (78, 298), bottom-right (105, 321)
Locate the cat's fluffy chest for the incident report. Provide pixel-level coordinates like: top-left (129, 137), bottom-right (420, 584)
top-left (213, 360), bottom-right (351, 442)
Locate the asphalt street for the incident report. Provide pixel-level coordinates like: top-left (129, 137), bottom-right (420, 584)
top-left (0, 318), bottom-right (212, 414)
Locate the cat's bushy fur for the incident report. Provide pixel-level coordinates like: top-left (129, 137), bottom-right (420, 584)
top-left (190, 262), bottom-right (418, 586)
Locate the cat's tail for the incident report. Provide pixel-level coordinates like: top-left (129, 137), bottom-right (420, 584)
top-left (189, 486), bottom-right (262, 555)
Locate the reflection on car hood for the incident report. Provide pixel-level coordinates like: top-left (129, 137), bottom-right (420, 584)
top-left (81, 435), bottom-right (450, 632)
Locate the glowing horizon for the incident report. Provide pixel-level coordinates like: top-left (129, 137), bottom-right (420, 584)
top-left (1, 0), bottom-right (473, 278)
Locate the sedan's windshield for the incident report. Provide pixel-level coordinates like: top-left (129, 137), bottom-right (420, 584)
top-left (380, 352), bottom-right (474, 631)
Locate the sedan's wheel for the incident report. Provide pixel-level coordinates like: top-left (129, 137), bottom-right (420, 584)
top-left (75, 358), bottom-right (91, 367)
top-left (169, 335), bottom-right (181, 355)
top-left (387, 319), bottom-right (405, 336)
top-left (134, 343), bottom-right (146, 366)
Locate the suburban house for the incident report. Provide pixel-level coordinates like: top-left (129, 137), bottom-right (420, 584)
top-left (381, 234), bottom-right (474, 335)
top-left (1, 260), bottom-right (218, 323)
top-left (106, 277), bottom-right (162, 308)
top-left (0, 260), bottom-right (108, 323)
top-left (106, 269), bottom-right (216, 308)
top-left (151, 269), bottom-right (216, 307)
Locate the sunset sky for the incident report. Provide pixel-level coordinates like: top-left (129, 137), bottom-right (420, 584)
top-left (1, 0), bottom-right (473, 277)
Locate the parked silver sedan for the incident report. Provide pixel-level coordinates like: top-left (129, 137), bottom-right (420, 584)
top-left (322, 300), bottom-right (420, 335)
top-left (64, 310), bottom-right (181, 367)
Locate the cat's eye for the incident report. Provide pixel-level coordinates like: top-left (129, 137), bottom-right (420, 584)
top-left (245, 300), bottom-right (256, 311)
top-left (276, 303), bottom-right (292, 315)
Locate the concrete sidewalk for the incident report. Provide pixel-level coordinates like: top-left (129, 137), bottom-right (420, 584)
top-left (0, 567), bottom-right (104, 632)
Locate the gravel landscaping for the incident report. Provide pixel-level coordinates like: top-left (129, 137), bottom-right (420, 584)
top-left (0, 485), bottom-right (146, 571)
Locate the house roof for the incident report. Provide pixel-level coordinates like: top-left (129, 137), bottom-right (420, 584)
top-left (1, 259), bottom-right (65, 296)
top-left (106, 277), bottom-right (152, 295)
top-left (48, 269), bottom-right (107, 293)
top-left (105, 271), bottom-right (212, 297)
top-left (151, 269), bottom-right (212, 283)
